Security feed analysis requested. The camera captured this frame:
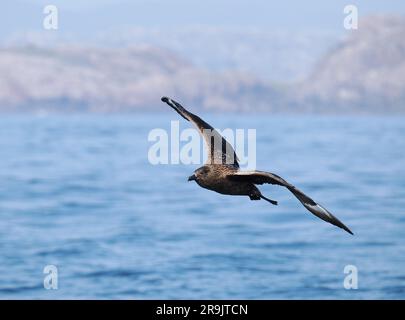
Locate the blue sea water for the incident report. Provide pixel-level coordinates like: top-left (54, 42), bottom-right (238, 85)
top-left (0, 114), bottom-right (404, 299)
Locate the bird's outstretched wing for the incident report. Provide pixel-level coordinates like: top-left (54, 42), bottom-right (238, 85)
top-left (161, 97), bottom-right (239, 167)
top-left (227, 170), bottom-right (353, 234)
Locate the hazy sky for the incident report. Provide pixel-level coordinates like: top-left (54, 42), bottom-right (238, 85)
top-left (2, 0), bottom-right (405, 42)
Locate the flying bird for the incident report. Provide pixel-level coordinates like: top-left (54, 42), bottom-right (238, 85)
top-left (161, 97), bottom-right (353, 235)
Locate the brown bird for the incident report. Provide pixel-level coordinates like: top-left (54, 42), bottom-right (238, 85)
top-left (161, 97), bottom-right (353, 235)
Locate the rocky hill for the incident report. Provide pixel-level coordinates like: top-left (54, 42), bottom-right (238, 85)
top-left (294, 15), bottom-right (405, 113)
top-left (0, 45), bottom-right (280, 112)
top-left (0, 15), bottom-right (404, 114)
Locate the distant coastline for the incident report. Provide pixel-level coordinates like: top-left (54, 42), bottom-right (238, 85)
top-left (1, 15), bottom-right (404, 114)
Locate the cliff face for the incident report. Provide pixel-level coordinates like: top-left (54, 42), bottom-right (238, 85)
top-left (0, 15), bottom-right (405, 113)
top-left (295, 16), bottom-right (405, 113)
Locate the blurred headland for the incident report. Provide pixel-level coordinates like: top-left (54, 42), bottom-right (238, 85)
top-left (0, 15), bottom-right (404, 114)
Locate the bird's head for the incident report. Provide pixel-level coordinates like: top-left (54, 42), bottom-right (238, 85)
top-left (188, 166), bottom-right (211, 183)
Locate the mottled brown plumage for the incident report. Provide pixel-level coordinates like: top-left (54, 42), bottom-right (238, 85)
top-left (161, 97), bottom-right (353, 235)
top-left (189, 164), bottom-right (267, 201)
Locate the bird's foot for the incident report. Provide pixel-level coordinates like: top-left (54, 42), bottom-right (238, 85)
top-left (260, 195), bottom-right (278, 206)
top-left (269, 199), bottom-right (278, 206)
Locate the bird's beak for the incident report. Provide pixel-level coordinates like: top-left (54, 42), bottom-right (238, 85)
top-left (188, 174), bottom-right (196, 182)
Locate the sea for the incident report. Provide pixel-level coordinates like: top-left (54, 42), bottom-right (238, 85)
top-left (0, 114), bottom-right (404, 299)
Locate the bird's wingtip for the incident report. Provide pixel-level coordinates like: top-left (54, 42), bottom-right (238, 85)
top-left (335, 219), bottom-right (353, 235)
top-left (344, 227), bottom-right (354, 235)
top-left (161, 96), bottom-right (169, 103)
top-left (333, 216), bottom-right (353, 235)
top-left (304, 202), bottom-right (354, 235)
top-left (331, 216), bottom-right (354, 235)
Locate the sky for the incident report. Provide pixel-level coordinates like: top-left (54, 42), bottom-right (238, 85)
top-left (1, 0), bottom-right (405, 43)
